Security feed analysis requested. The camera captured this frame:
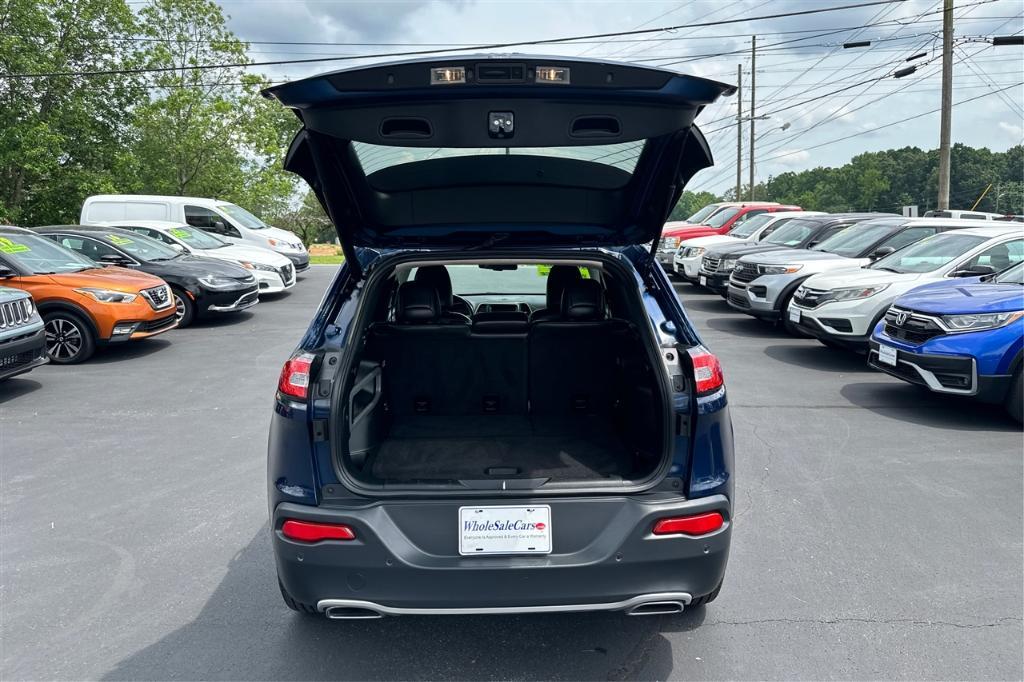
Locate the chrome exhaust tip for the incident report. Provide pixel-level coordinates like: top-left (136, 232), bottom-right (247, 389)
top-left (324, 605), bottom-right (384, 619)
top-left (626, 600), bottom-right (685, 616)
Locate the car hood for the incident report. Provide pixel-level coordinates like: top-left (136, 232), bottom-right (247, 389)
top-left (747, 249), bottom-right (857, 265)
top-left (201, 244), bottom-right (292, 266)
top-left (679, 234), bottom-right (739, 249)
top-left (45, 266), bottom-right (167, 292)
top-left (710, 243), bottom-right (792, 259)
top-left (147, 255), bottom-right (253, 279)
top-left (896, 281), bottom-right (1024, 315)
top-left (264, 56), bottom-right (734, 259)
top-left (802, 267), bottom-right (926, 290)
top-left (0, 285), bottom-right (30, 303)
top-left (260, 226), bottom-right (303, 245)
top-left (663, 225), bottom-right (716, 239)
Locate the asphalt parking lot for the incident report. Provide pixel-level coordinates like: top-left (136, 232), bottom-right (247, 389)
top-left (2, 265), bottom-right (1021, 681)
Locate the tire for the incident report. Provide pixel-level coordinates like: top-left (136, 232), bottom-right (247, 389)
top-left (43, 310), bottom-right (96, 364)
top-left (172, 287), bottom-right (196, 327)
top-left (1007, 369), bottom-right (1023, 424)
top-left (278, 578), bottom-right (318, 615)
top-left (688, 581), bottom-right (723, 608)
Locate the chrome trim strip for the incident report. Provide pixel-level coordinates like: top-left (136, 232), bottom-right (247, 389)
top-left (316, 592), bottom-right (693, 617)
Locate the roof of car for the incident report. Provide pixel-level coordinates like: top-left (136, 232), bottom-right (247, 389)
top-left (0, 225), bottom-right (33, 233)
top-left (33, 225), bottom-right (143, 237)
top-left (896, 217), bottom-right (1018, 229)
top-left (84, 194), bottom-right (229, 207)
top-left (99, 220), bottom-right (190, 230)
top-left (943, 225), bottom-right (1024, 238)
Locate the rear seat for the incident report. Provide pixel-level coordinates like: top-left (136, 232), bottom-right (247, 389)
top-left (528, 280), bottom-right (629, 415)
top-left (470, 311), bottom-right (529, 413)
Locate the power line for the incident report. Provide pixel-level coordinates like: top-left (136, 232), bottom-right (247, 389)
top-left (1, 0), bottom-right (911, 79)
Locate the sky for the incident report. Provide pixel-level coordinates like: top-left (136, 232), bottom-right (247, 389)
top-left (214, 0), bottom-right (1022, 199)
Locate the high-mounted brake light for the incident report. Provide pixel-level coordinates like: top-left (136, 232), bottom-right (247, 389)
top-left (535, 66), bottom-right (570, 84)
top-left (282, 519), bottom-right (356, 543)
top-left (687, 346), bottom-right (725, 396)
top-left (431, 66), bottom-right (466, 85)
top-left (278, 352), bottom-right (314, 399)
top-left (652, 512), bottom-right (724, 536)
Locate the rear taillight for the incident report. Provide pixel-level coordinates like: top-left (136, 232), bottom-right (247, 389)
top-left (687, 346), bottom-right (724, 396)
top-left (652, 512), bottom-right (724, 536)
top-left (278, 352), bottom-right (314, 399)
top-left (281, 519), bottom-right (356, 542)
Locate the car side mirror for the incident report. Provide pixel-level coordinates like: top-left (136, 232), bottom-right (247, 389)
top-left (170, 243), bottom-right (185, 252)
top-left (99, 254), bottom-right (133, 266)
top-left (951, 264), bottom-right (995, 278)
top-left (870, 246), bottom-right (896, 261)
top-left (0, 265), bottom-right (16, 278)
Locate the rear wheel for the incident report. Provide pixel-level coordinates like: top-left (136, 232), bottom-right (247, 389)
top-left (172, 287), bottom-right (196, 327)
top-left (1007, 369), bottom-right (1023, 424)
top-left (43, 311), bottom-right (96, 364)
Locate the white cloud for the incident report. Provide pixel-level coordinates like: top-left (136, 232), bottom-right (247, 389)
top-left (998, 121), bottom-right (1024, 139)
top-left (771, 150), bottom-right (810, 166)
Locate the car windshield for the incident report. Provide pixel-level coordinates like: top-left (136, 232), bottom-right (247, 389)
top-left (811, 222), bottom-right (897, 256)
top-left (704, 207), bottom-right (742, 228)
top-left (217, 203), bottom-right (268, 230)
top-left (869, 233), bottom-right (988, 273)
top-left (101, 232), bottom-right (181, 261)
top-left (994, 262), bottom-right (1024, 284)
top-left (761, 219), bottom-right (823, 247)
top-left (167, 226), bottom-right (229, 249)
top-left (729, 213), bottom-right (776, 238)
top-left (433, 264), bottom-right (588, 296)
top-left (0, 234), bottom-right (97, 274)
top-left (685, 204), bottom-right (721, 224)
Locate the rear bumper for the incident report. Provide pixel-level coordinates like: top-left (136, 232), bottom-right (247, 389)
top-left (273, 494), bottom-right (731, 614)
top-left (0, 326), bottom-right (47, 380)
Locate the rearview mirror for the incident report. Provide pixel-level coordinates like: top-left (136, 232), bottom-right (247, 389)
top-left (870, 246), bottom-right (895, 261)
top-left (951, 264), bottom-right (995, 278)
top-left (0, 265), bottom-right (16, 278)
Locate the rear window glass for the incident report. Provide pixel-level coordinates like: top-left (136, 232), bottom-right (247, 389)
top-left (412, 264), bottom-right (589, 296)
top-left (353, 141), bottom-right (644, 175)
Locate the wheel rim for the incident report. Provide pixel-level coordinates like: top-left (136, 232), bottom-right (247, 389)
top-left (45, 317), bottom-right (84, 360)
top-left (174, 294), bottom-right (186, 321)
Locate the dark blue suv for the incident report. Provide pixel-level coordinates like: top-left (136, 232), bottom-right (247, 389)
top-left (264, 57), bottom-right (736, 618)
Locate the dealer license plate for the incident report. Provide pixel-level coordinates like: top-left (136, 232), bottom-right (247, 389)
top-left (788, 306), bottom-right (801, 323)
top-left (459, 505), bottom-right (551, 555)
top-left (878, 344), bottom-right (898, 367)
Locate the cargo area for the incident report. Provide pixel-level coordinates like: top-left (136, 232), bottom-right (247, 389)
top-left (335, 259), bottom-right (672, 490)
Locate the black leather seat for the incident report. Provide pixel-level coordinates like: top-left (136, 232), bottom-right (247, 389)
top-left (414, 265), bottom-right (473, 318)
top-left (528, 280), bottom-right (629, 415)
top-left (529, 265), bottom-right (583, 322)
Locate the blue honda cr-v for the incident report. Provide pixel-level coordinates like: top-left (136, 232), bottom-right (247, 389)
top-left (868, 261), bottom-right (1023, 422)
top-left (264, 57), bottom-right (736, 618)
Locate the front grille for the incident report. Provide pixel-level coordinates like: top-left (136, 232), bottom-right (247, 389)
top-left (728, 291), bottom-right (750, 309)
top-left (883, 306), bottom-right (945, 344)
top-left (0, 347), bottom-right (44, 370)
top-left (701, 255), bottom-right (721, 273)
top-left (732, 262), bottom-right (760, 283)
top-left (140, 285), bottom-right (173, 311)
top-left (139, 314), bottom-right (177, 333)
top-left (0, 298), bottom-right (33, 329)
top-left (237, 290), bottom-right (259, 307)
top-left (792, 287), bottom-right (830, 309)
top-left (280, 263), bottom-right (295, 284)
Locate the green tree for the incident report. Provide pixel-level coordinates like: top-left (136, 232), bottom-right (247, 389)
top-left (0, 0), bottom-right (141, 224)
top-left (267, 191), bottom-right (335, 246)
top-left (669, 190), bottom-right (720, 220)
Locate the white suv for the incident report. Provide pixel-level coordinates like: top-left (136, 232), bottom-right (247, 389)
top-left (787, 225), bottom-right (1024, 349)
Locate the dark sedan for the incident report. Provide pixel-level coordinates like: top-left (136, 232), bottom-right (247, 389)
top-left (34, 226), bottom-right (259, 327)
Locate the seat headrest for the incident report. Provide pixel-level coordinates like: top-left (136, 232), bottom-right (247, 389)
top-left (546, 265), bottom-right (583, 308)
top-left (414, 265), bottom-right (453, 307)
top-left (396, 281), bottom-right (440, 323)
top-left (561, 279), bottom-right (606, 321)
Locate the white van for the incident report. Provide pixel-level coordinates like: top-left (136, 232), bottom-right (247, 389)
top-left (80, 195), bottom-right (309, 271)
top-left (922, 209), bottom-right (1003, 220)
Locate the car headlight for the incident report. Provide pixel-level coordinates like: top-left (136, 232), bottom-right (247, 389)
top-left (241, 261), bottom-right (277, 272)
top-left (23, 297), bottom-right (35, 318)
top-left (721, 258), bottom-right (738, 270)
top-left (941, 310), bottom-right (1023, 332)
top-left (199, 275), bottom-right (241, 289)
top-left (662, 237), bottom-right (680, 250)
top-left (827, 284), bottom-right (889, 301)
top-left (685, 246), bottom-right (705, 257)
top-left (74, 287), bottom-right (137, 303)
top-left (757, 264), bottom-right (803, 275)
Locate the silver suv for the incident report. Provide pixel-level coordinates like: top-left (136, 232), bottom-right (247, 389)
top-left (0, 285), bottom-right (47, 380)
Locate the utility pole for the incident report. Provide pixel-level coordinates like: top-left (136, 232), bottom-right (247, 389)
top-left (736, 64), bottom-right (743, 201)
top-left (937, 0), bottom-right (953, 209)
top-left (748, 36), bottom-right (756, 201)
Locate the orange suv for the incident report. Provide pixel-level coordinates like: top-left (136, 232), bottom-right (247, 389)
top-left (0, 228), bottom-right (177, 363)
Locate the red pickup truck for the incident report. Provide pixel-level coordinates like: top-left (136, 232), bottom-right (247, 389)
top-left (656, 202), bottom-right (802, 266)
